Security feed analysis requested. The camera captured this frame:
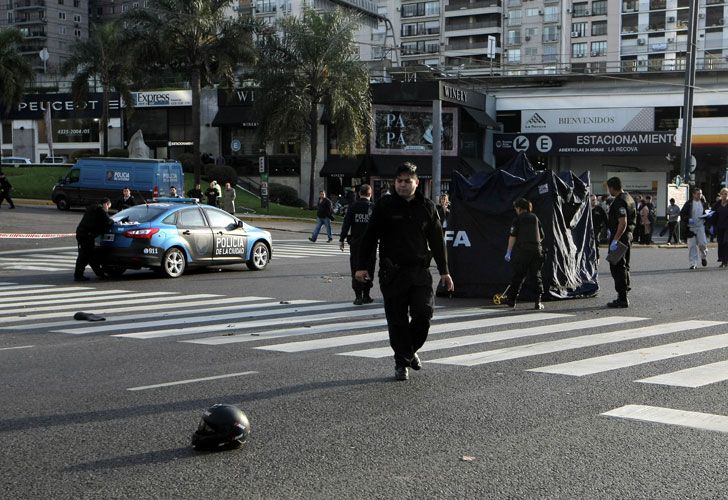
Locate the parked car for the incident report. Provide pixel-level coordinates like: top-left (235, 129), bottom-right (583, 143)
top-left (51, 157), bottom-right (184, 210)
top-left (1, 156), bottom-right (32, 165)
top-left (41, 156), bottom-right (68, 164)
top-left (97, 198), bottom-right (272, 278)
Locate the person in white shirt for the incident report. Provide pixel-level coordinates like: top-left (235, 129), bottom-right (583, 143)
top-left (680, 188), bottom-right (710, 269)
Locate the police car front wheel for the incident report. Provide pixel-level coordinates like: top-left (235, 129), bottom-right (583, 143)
top-left (246, 241), bottom-right (269, 271)
top-left (161, 247), bottom-right (187, 278)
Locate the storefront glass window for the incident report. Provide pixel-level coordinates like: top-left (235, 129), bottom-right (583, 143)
top-left (38, 118), bottom-right (100, 143)
top-left (168, 108), bottom-right (193, 142)
top-left (125, 109), bottom-right (167, 143)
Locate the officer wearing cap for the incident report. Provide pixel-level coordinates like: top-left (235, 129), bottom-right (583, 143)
top-left (605, 176), bottom-right (636, 308)
top-left (74, 198), bottom-right (113, 281)
top-left (340, 184), bottom-right (376, 305)
top-left (355, 162), bottom-right (454, 381)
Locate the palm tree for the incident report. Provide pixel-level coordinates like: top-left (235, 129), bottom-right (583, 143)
top-left (61, 22), bottom-right (135, 155)
top-left (0, 28), bottom-right (34, 156)
top-left (124, 0), bottom-right (256, 184)
top-left (254, 7), bottom-right (371, 208)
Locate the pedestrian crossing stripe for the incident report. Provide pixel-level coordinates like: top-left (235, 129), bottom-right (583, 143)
top-left (0, 290), bottom-right (172, 308)
top-left (636, 360), bottom-right (728, 388)
top-left (0, 286), bottom-right (96, 298)
top-left (0, 296), bottom-right (271, 329)
top-left (256, 312), bottom-right (570, 353)
top-left (339, 316), bottom-right (647, 359)
top-left (430, 320), bottom-right (724, 367)
top-left (602, 405), bottom-right (728, 434)
top-left (530, 330), bottom-right (728, 377)
top-left (183, 307), bottom-right (498, 346)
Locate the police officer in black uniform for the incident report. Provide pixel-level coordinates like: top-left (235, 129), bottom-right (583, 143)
top-left (606, 176), bottom-right (636, 308)
top-left (355, 163), bottom-right (454, 381)
top-left (504, 198), bottom-right (545, 310)
top-left (74, 198), bottom-right (114, 281)
top-left (339, 184), bottom-right (375, 305)
top-left (590, 194), bottom-right (608, 263)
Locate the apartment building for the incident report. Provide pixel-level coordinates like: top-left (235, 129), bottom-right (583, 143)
top-left (1, 0), bottom-right (89, 73)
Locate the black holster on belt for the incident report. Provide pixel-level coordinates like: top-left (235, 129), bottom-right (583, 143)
top-left (379, 257), bottom-right (401, 287)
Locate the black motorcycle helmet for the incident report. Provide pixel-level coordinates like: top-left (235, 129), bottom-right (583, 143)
top-left (192, 404), bottom-right (251, 451)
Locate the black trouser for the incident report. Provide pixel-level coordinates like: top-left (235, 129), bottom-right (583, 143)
top-left (593, 231), bottom-right (600, 261)
top-left (609, 237), bottom-right (631, 297)
top-left (75, 234), bottom-right (104, 278)
top-left (666, 221), bottom-right (678, 243)
top-left (348, 239), bottom-right (375, 294)
top-left (380, 267), bottom-right (434, 368)
top-left (0, 190), bottom-right (14, 208)
top-left (717, 228), bottom-right (728, 264)
top-left (509, 248), bottom-right (543, 302)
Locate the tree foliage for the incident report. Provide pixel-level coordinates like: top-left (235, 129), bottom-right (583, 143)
top-left (61, 22), bottom-right (135, 155)
top-left (123, 0), bottom-right (256, 183)
top-left (254, 7), bottom-right (371, 207)
top-left (0, 28), bottom-right (34, 114)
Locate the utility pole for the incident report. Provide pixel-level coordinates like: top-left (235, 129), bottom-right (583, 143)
top-left (680, 0), bottom-right (700, 186)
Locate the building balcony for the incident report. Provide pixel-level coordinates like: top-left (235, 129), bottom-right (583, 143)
top-left (444, 21), bottom-right (501, 32)
top-left (444, 41), bottom-right (489, 50)
top-left (12, 18), bottom-right (47, 26)
top-left (13, 0), bottom-right (46, 9)
top-left (445, 0), bottom-right (500, 11)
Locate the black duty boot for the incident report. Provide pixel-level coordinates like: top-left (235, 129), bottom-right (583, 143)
top-left (361, 290), bottom-right (374, 304)
top-left (353, 290), bottom-right (363, 305)
top-left (394, 366), bottom-right (409, 381)
top-left (607, 294), bottom-right (629, 308)
top-left (534, 299), bottom-right (544, 310)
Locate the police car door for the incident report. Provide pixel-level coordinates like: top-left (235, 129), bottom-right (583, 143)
top-left (203, 207), bottom-right (247, 263)
top-left (176, 207), bottom-right (215, 263)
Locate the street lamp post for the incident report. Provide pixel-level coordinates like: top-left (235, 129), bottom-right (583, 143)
top-left (680, 0), bottom-right (700, 186)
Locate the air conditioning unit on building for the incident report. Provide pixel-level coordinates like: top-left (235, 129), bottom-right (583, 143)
top-left (538, 10), bottom-right (543, 15)
top-left (571, 31), bottom-right (580, 37)
top-left (667, 37), bottom-right (674, 42)
top-left (699, 13), bottom-right (705, 19)
top-left (668, 16), bottom-right (675, 22)
top-left (591, 51), bottom-right (599, 57)
top-left (720, 18), bottom-right (725, 24)
top-left (575, 53), bottom-right (584, 58)
top-left (504, 14), bottom-right (508, 18)
top-left (637, 38), bottom-right (646, 45)
top-left (525, 35), bottom-right (531, 40)
top-left (638, 60), bottom-right (646, 65)
top-left (585, 9), bottom-right (590, 15)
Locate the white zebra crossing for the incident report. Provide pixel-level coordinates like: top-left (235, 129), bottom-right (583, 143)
top-left (602, 405), bottom-right (728, 434)
top-left (0, 240), bottom-right (347, 274)
top-left (3, 281), bottom-right (728, 394)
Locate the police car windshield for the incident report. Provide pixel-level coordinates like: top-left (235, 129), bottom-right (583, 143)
top-left (113, 205), bottom-right (167, 223)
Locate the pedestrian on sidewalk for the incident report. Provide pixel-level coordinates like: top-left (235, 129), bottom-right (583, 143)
top-left (639, 195), bottom-right (655, 244)
top-left (0, 170), bottom-right (16, 209)
top-left (606, 177), bottom-right (636, 308)
top-left (680, 187), bottom-right (710, 269)
top-left (661, 198), bottom-right (680, 244)
top-left (309, 190), bottom-right (334, 242)
top-left (205, 181), bottom-right (219, 207)
top-left (222, 182), bottom-right (236, 214)
top-left (504, 198), bottom-right (545, 310)
top-left (355, 162), bottom-right (454, 381)
top-left (711, 187), bottom-right (728, 268)
top-left (340, 184), bottom-right (375, 305)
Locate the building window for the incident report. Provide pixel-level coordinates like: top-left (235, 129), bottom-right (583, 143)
top-left (591, 20), bottom-right (607, 36)
top-left (75, 28), bottom-right (82, 37)
top-left (74, 0), bottom-right (80, 6)
top-left (59, 26), bottom-right (66, 34)
top-left (58, 0), bottom-right (64, 4)
top-left (526, 8), bottom-right (539, 17)
top-left (508, 10), bottom-right (522, 26)
top-left (592, 0), bottom-right (607, 15)
top-left (59, 11), bottom-right (66, 20)
top-left (572, 2), bottom-right (588, 16)
top-left (572, 42), bottom-right (587, 57)
top-left (507, 48), bottom-right (521, 63)
top-left (590, 40), bottom-right (607, 56)
top-left (73, 14), bottom-right (81, 22)
top-left (507, 30), bottom-right (521, 45)
top-left (543, 25), bottom-right (559, 42)
top-left (543, 45), bottom-right (558, 62)
top-left (544, 6), bottom-right (559, 23)
top-left (572, 22), bottom-right (587, 36)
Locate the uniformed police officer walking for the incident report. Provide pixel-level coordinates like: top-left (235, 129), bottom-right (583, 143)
top-left (504, 198), bottom-right (545, 310)
top-left (605, 176), bottom-right (637, 308)
top-left (355, 163), bottom-right (454, 381)
top-left (74, 198), bottom-right (114, 281)
top-left (339, 184), bottom-right (376, 305)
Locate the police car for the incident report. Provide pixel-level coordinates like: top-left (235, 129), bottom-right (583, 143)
top-left (97, 198), bottom-right (272, 278)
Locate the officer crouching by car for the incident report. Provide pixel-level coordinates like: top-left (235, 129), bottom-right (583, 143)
top-left (355, 163), bottom-right (454, 381)
top-left (340, 184), bottom-right (375, 305)
top-left (74, 198), bottom-right (113, 282)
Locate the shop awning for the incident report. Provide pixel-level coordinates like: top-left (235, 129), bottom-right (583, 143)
top-left (211, 107), bottom-right (258, 127)
top-left (463, 107), bottom-right (499, 129)
top-left (319, 156), bottom-right (366, 177)
top-left (370, 155), bottom-right (463, 178)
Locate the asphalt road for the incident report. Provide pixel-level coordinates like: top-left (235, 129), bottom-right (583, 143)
top-left (1, 204), bottom-right (727, 499)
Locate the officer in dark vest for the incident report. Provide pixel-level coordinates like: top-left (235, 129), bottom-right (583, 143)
top-left (355, 163), bottom-right (454, 381)
top-left (339, 184), bottom-right (376, 305)
top-left (606, 176), bottom-right (637, 308)
top-left (74, 198), bottom-right (113, 281)
top-left (504, 198), bottom-right (545, 310)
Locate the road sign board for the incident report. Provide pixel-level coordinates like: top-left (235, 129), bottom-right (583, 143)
top-left (514, 135), bottom-right (529, 152)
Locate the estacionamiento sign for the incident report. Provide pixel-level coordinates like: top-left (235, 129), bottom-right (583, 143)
top-left (494, 132), bottom-right (678, 156)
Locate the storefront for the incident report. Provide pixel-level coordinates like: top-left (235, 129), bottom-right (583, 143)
top-left (321, 81), bottom-right (498, 199)
top-left (0, 92), bottom-right (121, 162)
